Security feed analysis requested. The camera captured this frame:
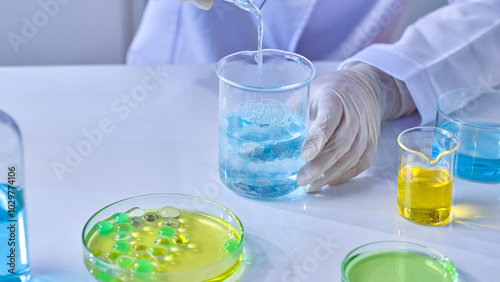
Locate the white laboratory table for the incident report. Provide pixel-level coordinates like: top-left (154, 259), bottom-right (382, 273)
top-left (0, 62), bottom-right (498, 282)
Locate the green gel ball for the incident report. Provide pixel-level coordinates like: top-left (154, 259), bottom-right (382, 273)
top-left (96, 221), bottom-right (114, 235)
top-left (106, 251), bottom-right (122, 261)
top-left (172, 234), bottom-right (190, 245)
top-left (113, 212), bottom-right (130, 223)
top-left (116, 255), bottom-right (135, 269)
top-left (115, 222), bottom-right (133, 233)
top-left (132, 258), bottom-right (154, 274)
top-left (96, 271), bottom-right (118, 282)
top-left (154, 236), bottom-right (173, 247)
top-left (157, 226), bottom-right (176, 238)
top-left (149, 246), bottom-right (167, 257)
top-left (114, 232), bottom-right (131, 241)
top-left (160, 206), bottom-right (180, 219)
top-left (135, 251), bottom-right (151, 260)
top-left (143, 212), bottom-right (160, 224)
top-left (162, 218), bottom-right (180, 229)
top-left (95, 258), bottom-right (108, 269)
top-left (113, 241), bottom-right (130, 254)
top-left (129, 216), bottom-right (145, 230)
top-left (131, 244), bottom-right (148, 252)
top-left (224, 239), bottom-right (239, 253)
top-left (127, 207), bottom-right (145, 217)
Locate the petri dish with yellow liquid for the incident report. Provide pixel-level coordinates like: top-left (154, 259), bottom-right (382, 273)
top-left (342, 241), bottom-right (458, 282)
top-left (82, 194), bottom-right (244, 282)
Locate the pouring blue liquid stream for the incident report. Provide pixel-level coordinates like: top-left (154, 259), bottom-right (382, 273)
top-left (229, 0), bottom-right (266, 73)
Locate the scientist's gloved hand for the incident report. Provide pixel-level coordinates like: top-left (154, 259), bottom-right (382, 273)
top-left (297, 63), bottom-right (415, 192)
top-left (178, 0), bottom-right (214, 10)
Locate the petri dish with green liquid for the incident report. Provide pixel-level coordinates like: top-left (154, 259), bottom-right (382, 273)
top-left (342, 241), bottom-right (457, 282)
top-left (82, 194), bottom-right (244, 282)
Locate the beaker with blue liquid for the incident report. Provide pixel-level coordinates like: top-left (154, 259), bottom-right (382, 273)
top-left (0, 110), bottom-right (30, 281)
top-left (216, 50), bottom-right (315, 199)
top-left (436, 88), bottom-right (500, 182)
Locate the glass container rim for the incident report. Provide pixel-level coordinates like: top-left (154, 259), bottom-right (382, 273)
top-left (437, 87), bottom-right (500, 131)
top-left (341, 240), bottom-right (458, 282)
top-left (215, 49), bottom-right (316, 92)
top-left (81, 193), bottom-right (244, 277)
top-left (397, 126), bottom-right (459, 165)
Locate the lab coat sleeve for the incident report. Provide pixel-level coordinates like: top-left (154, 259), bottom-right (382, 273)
top-left (340, 0), bottom-right (500, 125)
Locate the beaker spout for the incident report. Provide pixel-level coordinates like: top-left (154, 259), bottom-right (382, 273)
top-left (224, 0), bottom-right (268, 13)
top-left (397, 126), bottom-right (460, 166)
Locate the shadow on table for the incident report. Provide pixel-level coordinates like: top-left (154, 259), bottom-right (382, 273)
top-left (309, 176), bottom-right (376, 198)
top-left (230, 233), bottom-right (295, 282)
top-left (456, 269), bottom-right (482, 282)
top-left (28, 278), bottom-right (52, 282)
top-left (452, 180), bottom-right (500, 243)
top-left (29, 274), bottom-right (84, 282)
top-left (453, 202), bottom-right (500, 230)
top-left (263, 174), bottom-right (400, 236)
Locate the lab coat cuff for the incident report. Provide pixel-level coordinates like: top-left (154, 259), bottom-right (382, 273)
top-left (339, 44), bottom-right (437, 126)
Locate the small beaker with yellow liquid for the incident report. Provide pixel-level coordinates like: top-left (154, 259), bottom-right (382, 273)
top-left (397, 127), bottom-right (459, 225)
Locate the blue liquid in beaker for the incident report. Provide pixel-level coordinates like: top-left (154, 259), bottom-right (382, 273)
top-left (440, 122), bottom-right (500, 182)
top-left (456, 154), bottom-right (500, 182)
top-left (219, 100), bottom-right (307, 198)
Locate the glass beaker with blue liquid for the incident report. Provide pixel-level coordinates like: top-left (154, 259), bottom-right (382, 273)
top-left (216, 50), bottom-right (315, 199)
top-left (436, 88), bottom-right (500, 182)
top-left (0, 110), bottom-right (30, 281)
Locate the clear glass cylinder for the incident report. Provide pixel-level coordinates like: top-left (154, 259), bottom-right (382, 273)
top-left (397, 127), bottom-right (459, 226)
top-left (436, 88), bottom-right (500, 182)
top-left (216, 49), bottom-right (315, 199)
top-left (0, 110), bottom-right (30, 280)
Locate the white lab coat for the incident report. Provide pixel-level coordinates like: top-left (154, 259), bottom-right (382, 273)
top-left (128, 0), bottom-right (500, 125)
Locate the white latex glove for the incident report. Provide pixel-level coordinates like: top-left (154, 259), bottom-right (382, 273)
top-left (178, 0), bottom-right (214, 10)
top-left (297, 63), bottom-right (416, 192)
